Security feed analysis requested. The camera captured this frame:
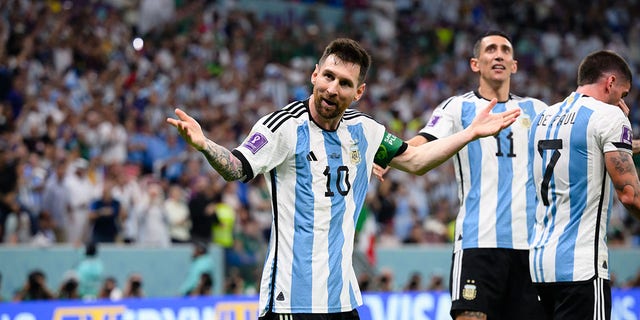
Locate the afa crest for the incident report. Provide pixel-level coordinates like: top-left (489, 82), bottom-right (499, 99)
top-left (350, 140), bottom-right (361, 165)
top-left (462, 280), bottom-right (477, 300)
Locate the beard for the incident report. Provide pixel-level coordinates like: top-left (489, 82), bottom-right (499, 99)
top-left (313, 91), bottom-right (346, 121)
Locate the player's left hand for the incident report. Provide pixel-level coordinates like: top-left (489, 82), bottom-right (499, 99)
top-left (470, 98), bottom-right (520, 139)
top-left (372, 163), bottom-right (389, 182)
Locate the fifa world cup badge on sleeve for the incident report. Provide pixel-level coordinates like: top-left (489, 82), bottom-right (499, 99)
top-left (427, 115), bottom-right (441, 127)
top-left (244, 132), bottom-right (268, 154)
top-left (622, 125), bottom-right (633, 145)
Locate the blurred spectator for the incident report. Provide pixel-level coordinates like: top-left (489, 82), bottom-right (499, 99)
top-left (76, 242), bottom-right (104, 299)
top-left (189, 272), bottom-right (213, 296)
top-left (224, 267), bottom-right (246, 295)
top-left (57, 271), bottom-right (80, 300)
top-left (246, 177), bottom-right (272, 241)
top-left (88, 182), bottom-right (123, 243)
top-left (179, 241), bottom-right (214, 296)
top-left (225, 206), bottom-right (262, 287)
top-left (31, 210), bottom-right (56, 246)
top-left (2, 198), bottom-right (33, 244)
top-left (136, 180), bottom-right (170, 247)
top-left (13, 269), bottom-right (55, 301)
top-left (110, 164), bottom-right (140, 243)
top-left (188, 175), bottom-right (222, 243)
top-left (41, 160), bottom-right (71, 242)
top-left (358, 273), bottom-right (373, 293)
top-left (368, 179), bottom-right (397, 229)
top-left (98, 276), bottom-right (123, 301)
top-left (403, 271), bottom-right (423, 292)
top-left (375, 269), bottom-right (395, 292)
top-left (65, 158), bottom-right (99, 245)
top-left (164, 184), bottom-right (191, 244)
top-left (426, 271), bottom-right (446, 292)
top-left (123, 273), bottom-right (145, 298)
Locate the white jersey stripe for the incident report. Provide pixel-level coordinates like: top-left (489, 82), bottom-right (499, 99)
top-left (451, 251), bottom-right (462, 301)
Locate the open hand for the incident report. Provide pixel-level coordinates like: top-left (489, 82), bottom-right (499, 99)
top-left (166, 108), bottom-right (207, 151)
top-left (470, 98), bottom-right (520, 139)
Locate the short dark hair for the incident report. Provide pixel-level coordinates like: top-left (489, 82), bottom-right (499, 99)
top-left (319, 38), bottom-right (371, 84)
top-left (577, 50), bottom-right (632, 87)
top-left (472, 30), bottom-right (513, 58)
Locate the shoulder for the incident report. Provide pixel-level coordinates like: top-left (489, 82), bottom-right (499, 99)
top-left (438, 91), bottom-right (476, 109)
top-left (343, 108), bottom-right (376, 122)
top-left (510, 94), bottom-right (548, 108)
top-left (257, 100), bottom-right (308, 133)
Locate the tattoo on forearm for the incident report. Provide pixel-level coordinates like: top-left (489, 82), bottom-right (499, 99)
top-left (611, 151), bottom-right (634, 175)
top-left (202, 140), bottom-right (246, 181)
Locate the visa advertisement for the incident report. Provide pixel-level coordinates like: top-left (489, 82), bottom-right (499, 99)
top-left (1, 290), bottom-right (640, 320)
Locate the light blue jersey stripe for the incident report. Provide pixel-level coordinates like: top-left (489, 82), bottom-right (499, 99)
top-left (520, 101), bottom-right (539, 244)
top-left (323, 131), bottom-right (346, 311)
top-left (291, 123), bottom-right (314, 310)
top-left (461, 102), bottom-right (480, 247)
top-left (556, 107), bottom-right (591, 281)
top-left (493, 102), bottom-right (514, 244)
top-left (347, 124), bottom-right (369, 308)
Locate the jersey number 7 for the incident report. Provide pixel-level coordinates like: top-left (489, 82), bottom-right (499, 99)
top-left (538, 139), bottom-right (563, 206)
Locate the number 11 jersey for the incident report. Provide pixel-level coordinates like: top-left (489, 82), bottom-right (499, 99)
top-left (421, 91), bottom-right (547, 252)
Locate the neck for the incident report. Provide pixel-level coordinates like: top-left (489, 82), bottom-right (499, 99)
top-left (477, 80), bottom-right (510, 102)
top-left (575, 84), bottom-right (604, 101)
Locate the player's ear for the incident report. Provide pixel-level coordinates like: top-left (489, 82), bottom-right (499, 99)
top-left (470, 58), bottom-right (480, 72)
top-left (511, 59), bottom-right (518, 74)
top-left (311, 64), bottom-right (319, 86)
top-left (354, 83), bottom-right (366, 101)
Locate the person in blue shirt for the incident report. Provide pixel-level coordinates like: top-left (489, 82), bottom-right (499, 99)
top-left (179, 241), bottom-right (214, 296)
top-left (76, 242), bottom-right (104, 299)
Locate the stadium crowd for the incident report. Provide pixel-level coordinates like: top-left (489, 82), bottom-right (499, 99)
top-left (1, 0), bottom-right (640, 298)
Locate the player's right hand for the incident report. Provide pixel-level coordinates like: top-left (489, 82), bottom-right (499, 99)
top-left (166, 108), bottom-right (207, 151)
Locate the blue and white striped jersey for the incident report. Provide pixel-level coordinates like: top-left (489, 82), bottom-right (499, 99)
top-left (421, 91), bottom-right (547, 252)
top-left (529, 92), bottom-right (633, 283)
top-left (232, 99), bottom-right (400, 316)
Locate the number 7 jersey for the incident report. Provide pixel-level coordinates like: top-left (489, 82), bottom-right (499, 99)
top-left (420, 91), bottom-right (547, 252)
top-left (528, 92), bottom-right (633, 283)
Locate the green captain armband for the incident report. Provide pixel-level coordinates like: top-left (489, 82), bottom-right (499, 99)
top-left (374, 131), bottom-right (404, 168)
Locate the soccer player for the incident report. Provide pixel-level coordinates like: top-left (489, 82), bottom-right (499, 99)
top-left (167, 38), bottom-right (519, 320)
top-left (529, 50), bottom-right (640, 320)
top-left (376, 30), bottom-right (547, 320)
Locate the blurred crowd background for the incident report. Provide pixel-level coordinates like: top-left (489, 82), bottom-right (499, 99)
top-left (2, 0), bottom-right (640, 301)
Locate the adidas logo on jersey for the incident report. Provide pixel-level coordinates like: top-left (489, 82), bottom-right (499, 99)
top-left (306, 152), bottom-right (317, 161)
top-left (276, 292), bottom-right (285, 301)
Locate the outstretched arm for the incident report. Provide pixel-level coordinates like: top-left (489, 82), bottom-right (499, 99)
top-left (389, 98), bottom-right (519, 175)
top-left (166, 108), bottom-right (246, 181)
